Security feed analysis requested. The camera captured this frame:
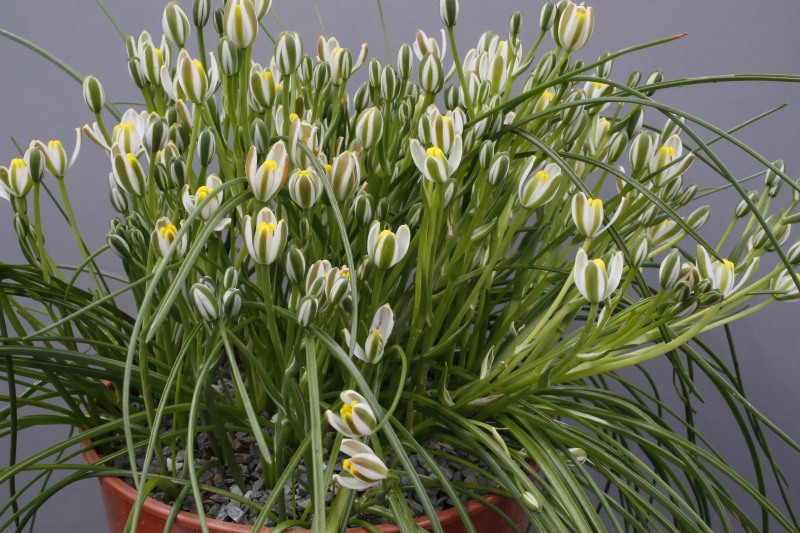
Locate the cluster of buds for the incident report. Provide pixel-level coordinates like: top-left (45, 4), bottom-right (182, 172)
top-left (189, 268), bottom-right (243, 321)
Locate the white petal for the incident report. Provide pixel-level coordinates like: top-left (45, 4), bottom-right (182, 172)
top-left (340, 438), bottom-right (374, 457)
top-left (325, 411), bottom-right (359, 438)
top-left (333, 474), bottom-right (378, 491)
top-left (371, 304), bottom-right (394, 340)
top-left (409, 139), bottom-right (427, 173)
top-left (367, 220), bottom-right (381, 256)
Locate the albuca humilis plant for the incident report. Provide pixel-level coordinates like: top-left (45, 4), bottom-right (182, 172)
top-left (1, 0), bottom-right (799, 531)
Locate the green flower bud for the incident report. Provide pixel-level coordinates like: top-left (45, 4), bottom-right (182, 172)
top-left (223, 0), bottom-right (258, 48)
top-left (679, 184), bottom-right (698, 206)
top-left (355, 107), bottom-right (384, 149)
top-left (659, 249), bottom-right (682, 289)
top-left (509, 12), bottom-right (523, 42)
top-left (625, 107), bottom-right (644, 138)
top-left (198, 127), bottom-right (216, 166)
top-left (110, 186), bottom-right (129, 213)
top-left (298, 54), bottom-right (314, 83)
top-left (212, 8), bottom-right (224, 36)
top-left (288, 168), bottom-right (323, 209)
top-left (380, 66), bottom-right (399, 102)
top-left (128, 57), bottom-right (146, 89)
top-left (629, 131), bottom-right (656, 173)
top-left (250, 64), bottom-right (278, 108)
top-left (540, 1), bottom-right (557, 31)
top-left (629, 235), bottom-right (650, 268)
top-left (419, 52), bottom-right (443, 94)
top-left (605, 130), bottom-right (629, 164)
top-left (397, 43), bottom-right (413, 79)
top-left (192, 0), bottom-right (211, 28)
top-left (250, 118), bottom-right (269, 154)
top-left (285, 245), bottom-right (306, 284)
top-left (563, 111), bottom-right (589, 145)
top-left (163, 2), bottom-right (190, 48)
top-left (532, 51), bottom-right (556, 85)
top-left (642, 69), bottom-right (663, 97)
top-left (479, 140), bottom-right (495, 170)
top-left (735, 190), bottom-right (758, 218)
top-left (488, 152), bottom-right (510, 185)
top-left (439, 0), bottom-right (459, 27)
top-left (144, 116), bottom-right (168, 153)
top-left (444, 85), bottom-right (462, 111)
top-left (107, 231), bottom-right (132, 260)
top-left (275, 31), bottom-right (303, 75)
top-left (222, 288), bottom-right (242, 318)
top-left (25, 147), bottom-right (46, 184)
top-left (329, 48), bottom-right (353, 86)
top-left (191, 282), bottom-right (218, 321)
top-left (297, 296), bottom-right (318, 327)
top-left (522, 491), bottom-right (543, 513)
top-left (765, 159), bottom-right (785, 188)
top-left (560, 89), bottom-right (585, 125)
top-left (218, 36), bottom-right (241, 76)
top-left (351, 191), bottom-right (374, 225)
top-left (597, 51), bottom-right (613, 79)
top-left (82, 75), bottom-right (105, 114)
top-left (788, 240), bottom-right (800, 265)
top-left (687, 205), bottom-right (711, 231)
top-left (168, 123), bottom-right (189, 152)
top-left (332, 150), bottom-right (362, 201)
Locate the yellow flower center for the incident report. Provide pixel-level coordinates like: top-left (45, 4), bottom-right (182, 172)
top-left (262, 70), bottom-right (273, 82)
top-left (587, 198), bottom-right (603, 208)
top-left (340, 401), bottom-right (358, 426)
top-left (534, 170), bottom-right (550, 182)
top-left (193, 59), bottom-right (205, 73)
top-left (10, 158), bottom-right (26, 170)
top-left (290, 113), bottom-right (299, 122)
top-left (48, 140), bottom-right (63, 152)
top-left (257, 221), bottom-right (277, 236)
top-left (297, 170), bottom-right (310, 177)
top-left (722, 259), bottom-right (735, 271)
top-left (341, 270), bottom-right (351, 278)
top-left (332, 47), bottom-right (344, 55)
top-left (659, 146), bottom-right (676, 158)
top-left (379, 229), bottom-right (395, 239)
top-left (324, 163), bottom-right (332, 173)
top-left (593, 82), bottom-right (605, 90)
top-left (343, 459), bottom-right (359, 476)
top-left (426, 146), bottom-right (446, 160)
top-left (196, 185), bottom-right (212, 203)
top-left (126, 153), bottom-right (139, 165)
top-left (261, 159), bottom-right (278, 173)
top-left (592, 258), bottom-right (606, 273)
top-left (159, 224), bottom-right (178, 243)
top-left (542, 90), bottom-right (554, 101)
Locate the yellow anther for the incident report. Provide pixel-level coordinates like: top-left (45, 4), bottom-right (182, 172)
top-left (256, 221), bottom-right (277, 235)
top-left (533, 170), bottom-right (550, 181)
top-left (343, 459), bottom-right (359, 476)
top-left (126, 153), bottom-right (139, 165)
top-left (588, 198), bottom-right (603, 208)
top-left (290, 113), bottom-right (299, 121)
top-left (341, 270), bottom-right (351, 278)
top-left (159, 224), bottom-right (178, 243)
top-left (324, 163), bottom-right (332, 173)
top-left (262, 70), bottom-right (273, 82)
top-left (10, 158), bottom-right (26, 169)
top-left (722, 259), bottom-right (735, 270)
top-left (297, 170), bottom-right (310, 177)
top-left (48, 140), bottom-right (63, 151)
top-left (659, 146), bottom-right (677, 157)
top-left (592, 258), bottom-right (607, 273)
top-left (426, 146), bottom-right (446, 160)
top-left (543, 90), bottom-right (554, 100)
top-left (379, 229), bottom-right (395, 239)
top-left (196, 185), bottom-right (212, 203)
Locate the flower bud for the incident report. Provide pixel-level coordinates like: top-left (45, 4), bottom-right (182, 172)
top-left (193, 0), bottom-right (211, 28)
top-left (772, 270), bottom-right (800, 302)
top-left (222, 288), bottom-right (242, 318)
top-left (488, 152), bottom-right (510, 185)
top-left (556, 1), bottom-right (594, 53)
top-left (110, 186), bottom-right (129, 213)
top-left (680, 184), bottom-right (698, 206)
top-left (297, 296), bottom-right (318, 327)
top-left (288, 168), bottom-right (323, 209)
top-left (25, 147), bottom-right (46, 184)
top-left (735, 190), bottom-right (758, 218)
top-left (82, 75), bottom-right (105, 114)
top-left (605, 131), bottom-right (628, 164)
top-left (380, 66), bottom-right (399, 102)
top-left (190, 282), bottom-right (218, 321)
top-left (687, 205), bottom-right (711, 231)
top-left (629, 131), bottom-right (656, 173)
top-left (659, 249), bottom-right (682, 289)
top-left (764, 159), bottom-right (785, 189)
top-left (275, 31), bottom-right (303, 75)
top-left (419, 52), bottom-right (443, 94)
top-left (331, 150), bottom-right (361, 201)
top-left (213, 7), bottom-right (224, 36)
top-left (144, 116), bottom-right (168, 153)
top-left (223, 0), bottom-right (258, 48)
top-left (351, 191), bottom-right (374, 225)
top-left (329, 47), bottom-right (353, 86)
top-left (285, 246), bottom-right (306, 285)
top-left (218, 36), bottom-right (241, 76)
top-left (439, 0), bottom-right (459, 27)
top-left (532, 51), bottom-right (556, 85)
top-left (127, 57), bottom-right (146, 89)
top-left (253, 0), bottom-right (272, 20)
top-left (540, 1), bottom-right (557, 31)
top-left (597, 51), bottom-right (613, 79)
top-left (163, 2), bottom-right (190, 48)
top-left (355, 107), bottom-right (384, 150)
top-left (397, 43), bottom-right (413, 79)
top-left (628, 235), bottom-right (650, 268)
top-left (112, 146), bottom-right (148, 196)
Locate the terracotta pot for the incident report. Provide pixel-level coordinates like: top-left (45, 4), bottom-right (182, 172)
top-left (83, 446), bottom-right (528, 533)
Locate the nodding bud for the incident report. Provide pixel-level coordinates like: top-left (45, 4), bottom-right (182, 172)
top-left (223, 0), bottom-right (258, 48)
top-left (82, 75), bottom-right (105, 114)
top-left (192, 0), bottom-right (211, 28)
top-left (522, 491), bottom-right (543, 513)
top-left (218, 36), bottom-right (241, 76)
top-left (351, 191), bottom-right (374, 226)
top-left (110, 186), bottom-right (129, 213)
top-left (297, 296), bottom-right (318, 327)
top-left (540, 1), bottom-right (557, 31)
top-left (687, 205), bottom-right (711, 231)
top-left (488, 152), bottom-right (510, 185)
top-left (764, 159), bottom-right (785, 188)
top-left (444, 85), bottom-right (462, 110)
top-left (397, 43), bottom-right (413, 80)
top-left (479, 140), bottom-right (495, 170)
top-left (439, 0), bottom-right (459, 27)
top-left (198, 127), bottom-right (216, 166)
top-left (223, 267), bottom-right (239, 290)
top-left (191, 282), bottom-right (218, 321)
top-left (680, 184), bottom-right (697, 206)
top-left (163, 2), bottom-right (191, 48)
top-left (659, 249), bottom-right (683, 290)
top-left (419, 52), bottom-right (443, 94)
top-left (145, 116), bottom-right (168, 153)
top-left (641, 69), bottom-right (663, 97)
top-left (275, 31), bottom-right (303, 75)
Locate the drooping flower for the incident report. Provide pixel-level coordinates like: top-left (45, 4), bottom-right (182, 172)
top-left (333, 439), bottom-right (388, 491)
top-left (325, 390), bottom-right (377, 438)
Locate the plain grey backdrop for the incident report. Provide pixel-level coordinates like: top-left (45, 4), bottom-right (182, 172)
top-left (1, 0), bottom-right (799, 530)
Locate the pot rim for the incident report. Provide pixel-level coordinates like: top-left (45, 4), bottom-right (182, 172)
top-left (82, 443), bottom-right (513, 532)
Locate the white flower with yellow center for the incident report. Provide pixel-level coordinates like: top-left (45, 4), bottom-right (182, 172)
top-left (695, 245), bottom-right (758, 298)
top-left (344, 304), bottom-right (395, 364)
top-left (245, 142), bottom-right (289, 203)
top-left (182, 174), bottom-right (230, 230)
top-left (317, 36), bottom-right (368, 79)
top-left (409, 138), bottom-right (463, 184)
top-left (223, 0), bottom-right (258, 48)
top-left (556, 1), bottom-right (595, 53)
top-left (152, 216), bottom-right (188, 260)
top-left (367, 221), bottom-right (411, 270)
top-left (1, 158), bottom-right (33, 198)
top-left (243, 207), bottom-right (287, 265)
top-left (333, 439), bottom-right (388, 491)
top-left (161, 49), bottom-right (219, 104)
top-left (574, 248), bottom-right (624, 304)
top-left (649, 134), bottom-right (693, 186)
top-left (325, 390), bottom-right (377, 438)
top-left (31, 128), bottom-right (81, 179)
top-left (571, 192), bottom-right (627, 238)
top-left (413, 29), bottom-right (447, 61)
top-left (288, 168), bottom-right (323, 209)
top-left (519, 162), bottom-right (562, 209)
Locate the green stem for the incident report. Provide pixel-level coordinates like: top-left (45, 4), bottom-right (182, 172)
top-left (56, 178), bottom-right (104, 294)
top-left (446, 26), bottom-right (473, 113)
top-left (32, 182), bottom-right (50, 284)
top-left (305, 334), bottom-right (327, 532)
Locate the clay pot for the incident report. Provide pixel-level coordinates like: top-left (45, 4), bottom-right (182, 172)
top-left (83, 446), bottom-right (528, 533)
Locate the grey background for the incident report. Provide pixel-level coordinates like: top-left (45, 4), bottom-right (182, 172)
top-left (0, 0), bottom-right (798, 530)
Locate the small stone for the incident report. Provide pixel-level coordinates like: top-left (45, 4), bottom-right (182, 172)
top-left (225, 504), bottom-right (245, 523)
top-left (215, 507), bottom-right (228, 521)
top-left (229, 485), bottom-right (243, 497)
top-left (252, 479), bottom-right (264, 492)
top-left (244, 490), bottom-right (253, 500)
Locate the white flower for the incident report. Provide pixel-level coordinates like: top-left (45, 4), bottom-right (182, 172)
top-left (288, 167), bottom-right (324, 209)
top-left (519, 161), bottom-right (562, 209)
top-left (695, 245), bottom-right (758, 298)
top-left (243, 207), bottom-right (287, 265)
top-left (413, 29), bottom-right (447, 61)
top-left (325, 390), bottom-right (377, 438)
top-left (152, 217), bottom-right (188, 260)
top-left (367, 221), bottom-right (411, 270)
top-left (409, 137), bottom-right (462, 184)
top-left (345, 304), bottom-right (395, 364)
top-left (182, 174), bottom-right (230, 230)
top-left (571, 192), bottom-right (627, 238)
top-left (246, 142), bottom-right (289, 203)
top-left (31, 128), bottom-right (81, 179)
top-left (333, 439), bottom-right (388, 491)
top-left (1, 158), bottom-right (33, 198)
top-left (574, 248), bottom-right (624, 304)
top-left (556, 1), bottom-right (595, 53)
top-left (161, 50), bottom-right (220, 104)
top-left (223, 0), bottom-right (258, 48)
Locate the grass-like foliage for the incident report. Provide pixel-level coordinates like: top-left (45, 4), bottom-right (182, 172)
top-left (1, 0), bottom-right (799, 531)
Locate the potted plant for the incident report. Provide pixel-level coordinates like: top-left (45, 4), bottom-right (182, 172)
top-left (1, 0), bottom-right (799, 530)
